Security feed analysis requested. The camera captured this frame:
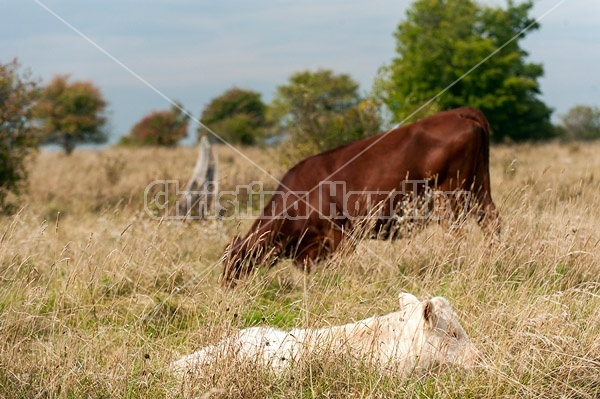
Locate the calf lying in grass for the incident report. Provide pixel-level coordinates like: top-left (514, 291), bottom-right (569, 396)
top-left (171, 293), bottom-right (480, 377)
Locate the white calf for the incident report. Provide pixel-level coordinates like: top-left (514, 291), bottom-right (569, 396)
top-left (170, 293), bottom-right (480, 377)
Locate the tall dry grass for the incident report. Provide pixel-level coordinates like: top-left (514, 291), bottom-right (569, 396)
top-left (0, 142), bottom-right (599, 398)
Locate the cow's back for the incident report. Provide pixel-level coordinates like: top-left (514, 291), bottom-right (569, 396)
top-left (278, 107), bottom-right (489, 199)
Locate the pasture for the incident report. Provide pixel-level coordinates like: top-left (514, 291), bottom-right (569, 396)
top-left (1, 142), bottom-right (599, 398)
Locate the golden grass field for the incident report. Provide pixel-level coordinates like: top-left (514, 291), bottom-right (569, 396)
top-left (1, 141), bottom-right (599, 398)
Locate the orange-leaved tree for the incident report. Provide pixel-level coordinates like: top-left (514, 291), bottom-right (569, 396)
top-left (121, 103), bottom-right (189, 146)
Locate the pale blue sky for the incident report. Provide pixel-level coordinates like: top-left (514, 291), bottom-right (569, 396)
top-left (2, 0), bottom-right (599, 144)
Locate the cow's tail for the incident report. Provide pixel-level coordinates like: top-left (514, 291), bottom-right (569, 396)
top-left (458, 107), bottom-right (490, 168)
top-left (456, 108), bottom-right (491, 190)
top-left (458, 107), bottom-right (499, 237)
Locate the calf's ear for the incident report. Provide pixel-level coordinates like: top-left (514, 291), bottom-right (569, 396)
top-left (423, 300), bottom-right (438, 328)
top-left (398, 293), bottom-right (419, 310)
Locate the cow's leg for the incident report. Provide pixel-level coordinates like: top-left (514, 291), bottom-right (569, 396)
top-left (436, 190), bottom-right (467, 235)
top-left (476, 198), bottom-right (500, 241)
top-left (325, 222), bottom-right (347, 255)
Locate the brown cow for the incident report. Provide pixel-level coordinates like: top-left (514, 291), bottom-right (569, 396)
top-left (222, 107), bottom-right (499, 285)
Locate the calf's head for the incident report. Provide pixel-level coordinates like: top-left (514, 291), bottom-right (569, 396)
top-left (398, 293), bottom-right (480, 370)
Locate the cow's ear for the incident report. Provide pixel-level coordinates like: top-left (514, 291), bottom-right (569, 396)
top-left (423, 300), bottom-right (438, 328)
top-left (398, 293), bottom-right (419, 311)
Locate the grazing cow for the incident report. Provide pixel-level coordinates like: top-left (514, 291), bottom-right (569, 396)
top-left (170, 293), bottom-right (480, 377)
top-left (223, 107), bottom-right (499, 284)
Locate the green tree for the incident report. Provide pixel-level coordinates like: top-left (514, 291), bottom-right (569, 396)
top-left (560, 105), bottom-right (600, 141)
top-left (35, 75), bottom-right (108, 154)
top-left (271, 69), bottom-right (381, 161)
top-left (122, 103), bottom-right (189, 146)
top-left (381, 0), bottom-right (554, 141)
top-left (200, 87), bottom-right (267, 146)
top-left (0, 59), bottom-right (39, 211)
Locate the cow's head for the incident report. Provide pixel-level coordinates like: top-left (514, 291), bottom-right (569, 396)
top-left (398, 293), bottom-right (480, 370)
top-left (221, 233), bottom-right (280, 287)
top-left (221, 235), bottom-right (246, 287)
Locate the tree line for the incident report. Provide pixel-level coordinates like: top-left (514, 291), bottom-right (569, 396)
top-left (2, 0), bottom-right (600, 212)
